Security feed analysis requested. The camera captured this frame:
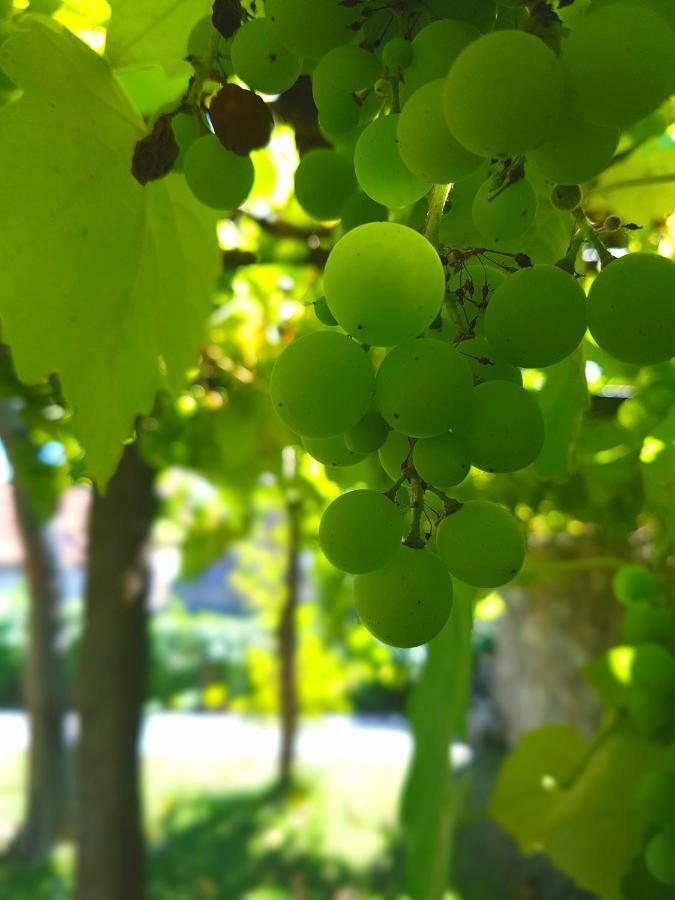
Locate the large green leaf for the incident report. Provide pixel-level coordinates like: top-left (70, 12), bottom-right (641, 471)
top-left (400, 580), bottom-right (474, 900)
top-left (491, 724), bottom-right (664, 899)
top-left (535, 350), bottom-right (588, 478)
top-left (106, 0), bottom-right (211, 69)
top-left (0, 19), bottom-right (219, 485)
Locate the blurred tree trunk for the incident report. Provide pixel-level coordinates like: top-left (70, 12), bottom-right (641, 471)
top-left (278, 494), bottom-right (301, 790)
top-left (75, 444), bottom-right (155, 900)
top-left (5, 468), bottom-right (70, 863)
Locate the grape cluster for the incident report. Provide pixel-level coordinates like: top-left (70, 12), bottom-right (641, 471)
top-left (173, 2), bottom-right (675, 648)
top-left (612, 566), bottom-right (675, 887)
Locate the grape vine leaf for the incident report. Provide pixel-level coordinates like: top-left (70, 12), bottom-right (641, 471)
top-left (491, 725), bottom-right (664, 899)
top-left (0, 19), bottom-right (219, 486)
top-left (535, 351), bottom-right (588, 478)
top-left (106, 0), bottom-right (211, 69)
top-left (400, 580), bottom-right (474, 900)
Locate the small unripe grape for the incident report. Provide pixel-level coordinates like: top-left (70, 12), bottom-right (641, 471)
top-left (613, 564), bottom-right (658, 604)
top-left (354, 546), bottom-right (453, 647)
top-left (626, 685), bottom-right (672, 736)
top-left (436, 500), bottom-right (525, 587)
top-left (646, 830), bottom-right (675, 886)
top-left (320, 490), bottom-right (404, 574)
top-left (622, 603), bottom-right (675, 646)
top-left (604, 215), bottom-right (622, 232)
top-left (345, 410), bottom-right (390, 454)
top-left (271, 332), bottom-right (374, 437)
top-left (382, 36), bottom-right (412, 71)
top-left (314, 297), bottom-right (337, 326)
top-left (413, 433), bottom-right (470, 487)
top-left (587, 252), bottom-right (675, 366)
top-left (455, 380), bottom-right (545, 473)
top-left (631, 644), bottom-right (675, 695)
top-left (551, 184), bottom-right (582, 210)
top-left (378, 429), bottom-right (410, 481)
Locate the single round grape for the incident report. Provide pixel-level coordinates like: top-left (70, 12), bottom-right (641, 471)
top-left (527, 104), bottom-right (620, 185)
top-left (323, 223), bottom-right (446, 346)
top-left (378, 429), bottom-right (410, 480)
top-left (631, 644), bottom-right (675, 695)
top-left (636, 771), bottom-right (675, 827)
top-left (376, 339), bottom-right (474, 437)
top-left (339, 192), bottom-right (388, 233)
top-left (457, 337), bottom-right (523, 384)
top-left (314, 297), bottom-right (337, 327)
top-left (303, 434), bottom-right (367, 467)
top-left (472, 176), bottom-right (537, 244)
top-left (646, 830), bottom-right (675, 886)
top-left (345, 410), bottom-right (390, 454)
top-left (187, 17), bottom-right (228, 64)
top-left (318, 93), bottom-right (361, 135)
top-left (354, 546), bottom-right (453, 648)
top-left (231, 18), bottom-right (302, 94)
top-left (613, 564), bottom-right (659, 604)
top-left (266, 0), bottom-right (354, 59)
top-left (627, 686), bottom-right (672, 736)
top-left (456, 380), bottom-right (545, 472)
top-left (171, 112), bottom-right (201, 172)
top-left (382, 36), bottom-right (412, 71)
top-left (354, 115), bottom-right (430, 208)
top-left (424, 0), bottom-right (497, 31)
top-left (444, 30), bottom-right (564, 158)
top-left (398, 80), bottom-right (482, 185)
top-left (551, 184), bottom-right (582, 210)
top-left (270, 332), bottom-right (374, 437)
top-left (312, 44), bottom-right (380, 107)
top-left (413, 433), bottom-right (470, 487)
top-left (562, 3), bottom-right (675, 128)
top-left (485, 264), bottom-right (587, 368)
top-left (183, 134), bottom-right (254, 210)
top-left (587, 253), bottom-right (675, 366)
top-left (401, 19), bottom-right (480, 103)
top-left (320, 489), bottom-right (404, 574)
top-left (439, 164), bottom-right (489, 247)
top-left (437, 500), bottom-right (525, 587)
top-left (294, 149), bottom-right (355, 221)
top-left (623, 603), bottom-right (675, 646)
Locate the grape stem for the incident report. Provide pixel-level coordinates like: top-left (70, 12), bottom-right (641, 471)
top-left (571, 208), bottom-right (614, 269)
top-left (425, 485), bottom-right (462, 517)
top-left (424, 183), bottom-right (452, 248)
top-left (404, 475), bottom-right (427, 549)
top-left (384, 475), bottom-right (406, 502)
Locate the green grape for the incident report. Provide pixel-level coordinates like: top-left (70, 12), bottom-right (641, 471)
top-left (551, 184), bottom-right (582, 211)
top-left (562, 3), bottom-right (675, 128)
top-left (627, 685), bottom-right (672, 736)
top-left (613, 564), bottom-right (659, 604)
top-left (382, 36), bottom-right (412, 71)
top-left (444, 30), bottom-right (564, 158)
top-left (397, 80), bottom-right (482, 184)
top-left (378, 429), bottom-right (410, 480)
top-left (457, 337), bottom-right (523, 384)
top-left (294, 150), bottom-right (355, 221)
top-left (265, 0), bottom-right (354, 59)
top-left (314, 297), bottom-right (337, 326)
top-left (354, 115), bottom-right (431, 208)
top-left (646, 830), bottom-right (675, 886)
top-left (413, 433), bottom-right (470, 487)
top-left (183, 134), bottom-right (254, 210)
top-left (339, 192), bottom-right (388, 233)
top-left (455, 380), bottom-right (545, 472)
top-left (425, 0), bottom-right (498, 32)
top-left (353, 546), bottom-right (453, 648)
top-left (400, 19), bottom-right (480, 103)
top-left (303, 434), bottom-right (367, 467)
top-left (439, 164), bottom-right (490, 247)
top-left (231, 18), bottom-right (302, 94)
top-left (448, 261), bottom-right (506, 307)
top-left (631, 644), bottom-right (675, 695)
top-left (623, 603), bottom-right (675, 646)
top-left (485, 264), bottom-right (587, 368)
top-left (187, 17), bottom-right (229, 67)
top-left (171, 112), bottom-right (201, 172)
top-left (436, 500), bottom-right (525, 588)
top-left (270, 332), bottom-right (374, 437)
top-left (318, 93), bottom-right (361, 135)
top-left (320, 489), bottom-right (404, 574)
top-left (587, 253), bottom-right (675, 366)
top-left (636, 772), bottom-right (675, 827)
top-left (324, 452), bottom-right (393, 492)
top-left (376, 339), bottom-right (474, 437)
top-left (472, 176), bottom-right (537, 244)
top-left (345, 410), bottom-right (390, 454)
top-left (312, 44), bottom-right (379, 106)
top-left (323, 223), bottom-right (446, 346)
top-left (527, 103), bottom-right (620, 185)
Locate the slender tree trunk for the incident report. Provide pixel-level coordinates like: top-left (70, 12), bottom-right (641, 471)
top-left (278, 495), bottom-right (301, 790)
top-left (75, 444), bottom-right (155, 900)
top-left (7, 476), bottom-right (70, 863)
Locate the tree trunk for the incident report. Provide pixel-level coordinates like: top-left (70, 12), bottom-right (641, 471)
top-left (278, 495), bottom-right (301, 790)
top-left (75, 444), bottom-right (155, 900)
top-left (7, 476), bottom-right (70, 863)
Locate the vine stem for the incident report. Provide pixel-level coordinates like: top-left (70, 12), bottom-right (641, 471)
top-left (585, 172), bottom-right (675, 197)
top-left (424, 183), bottom-right (451, 248)
top-left (405, 475), bottom-right (426, 548)
top-left (572, 208), bottom-right (614, 269)
top-left (187, 26), bottom-right (222, 108)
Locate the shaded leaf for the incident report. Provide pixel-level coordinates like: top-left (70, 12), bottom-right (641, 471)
top-left (106, 0), bottom-right (211, 69)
